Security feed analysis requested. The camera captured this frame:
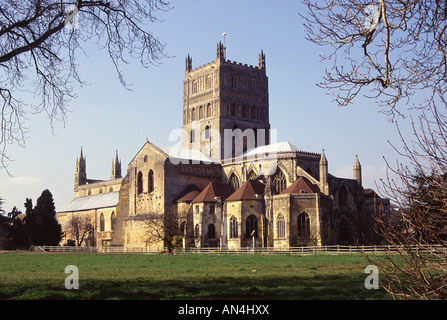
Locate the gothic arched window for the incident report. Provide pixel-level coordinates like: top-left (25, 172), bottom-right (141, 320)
top-left (246, 215), bottom-right (258, 238)
top-left (100, 213), bottom-right (105, 232)
top-left (229, 173), bottom-right (240, 190)
top-left (277, 213), bottom-right (285, 238)
top-left (110, 212), bottom-right (116, 231)
top-left (298, 212), bottom-right (310, 238)
top-left (247, 170), bottom-right (257, 181)
top-left (230, 216), bottom-right (238, 238)
top-left (272, 169), bottom-right (287, 195)
top-left (339, 185), bottom-right (348, 207)
top-left (206, 75), bottom-right (212, 89)
top-left (148, 170), bottom-right (154, 193)
top-left (192, 80), bottom-right (198, 94)
top-left (207, 103), bottom-right (212, 117)
top-left (137, 171), bottom-right (143, 194)
top-left (205, 125), bottom-right (210, 140)
top-left (195, 224), bottom-right (200, 238)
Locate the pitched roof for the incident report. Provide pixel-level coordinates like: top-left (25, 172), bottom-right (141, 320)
top-left (175, 184), bottom-right (202, 202)
top-left (281, 177), bottom-right (320, 195)
top-left (159, 146), bottom-right (217, 164)
top-left (58, 192), bottom-right (119, 213)
top-left (226, 180), bottom-right (266, 201)
top-left (191, 182), bottom-right (235, 203)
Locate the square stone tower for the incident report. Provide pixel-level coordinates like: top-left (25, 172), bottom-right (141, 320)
top-left (182, 42), bottom-right (270, 161)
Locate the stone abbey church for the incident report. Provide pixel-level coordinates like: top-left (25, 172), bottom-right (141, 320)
top-left (58, 42), bottom-right (389, 250)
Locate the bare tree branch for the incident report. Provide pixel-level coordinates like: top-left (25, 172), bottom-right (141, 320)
top-left (0, 0), bottom-right (171, 173)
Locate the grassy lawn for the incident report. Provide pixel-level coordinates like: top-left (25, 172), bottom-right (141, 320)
top-left (0, 252), bottom-right (391, 300)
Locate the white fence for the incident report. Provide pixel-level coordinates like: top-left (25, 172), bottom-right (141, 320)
top-left (32, 244), bottom-right (447, 255)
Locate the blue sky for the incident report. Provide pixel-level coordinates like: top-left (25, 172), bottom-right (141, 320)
top-left (0, 1), bottom-right (414, 213)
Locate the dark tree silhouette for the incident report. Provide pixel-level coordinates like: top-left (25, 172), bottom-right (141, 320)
top-left (25, 189), bottom-right (62, 245)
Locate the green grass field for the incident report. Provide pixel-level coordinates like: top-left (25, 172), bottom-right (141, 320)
top-left (0, 252), bottom-right (391, 300)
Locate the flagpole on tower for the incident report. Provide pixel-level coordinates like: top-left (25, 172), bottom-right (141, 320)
top-left (222, 32), bottom-right (227, 60)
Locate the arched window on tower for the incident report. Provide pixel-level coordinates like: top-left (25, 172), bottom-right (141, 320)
top-left (137, 171), bottom-right (143, 194)
top-left (230, 103), bottom-right (237, 117)
top-left (206, 75), bottom-right (212, 89)
top-left (148, 169), bottom-right (154, 193)
top-left (232, 75), bottom-right (237, 87)
top-left (207, 103), bottom-right (212, 117)
top-left (190, 129), bottom-right (195, 143)
top-left (205, 125), bottom-right (210, 140)
top-left (192, 80), bottom-right (198, 94)
top-left (272, 169), bottom-right (287, 195)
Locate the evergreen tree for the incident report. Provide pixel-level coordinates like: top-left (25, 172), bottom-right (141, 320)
top-left (25, 190), bottom-right (62, 246)
top-left (5, 207), bottom-right (28, 249)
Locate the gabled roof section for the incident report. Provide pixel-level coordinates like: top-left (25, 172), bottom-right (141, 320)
top-left (129, 140), bottom-right (169, 165)
top-left (191, 182), bottom-right (235, 203)
top-left (175, 184), bottom-right (202, 202)
top-left (226, 180), bottom-right (266, 201)
top-left (58, 192), bottom-right (119, 213)
top-left (159, 146), bottom-right (217, 164)
top-left (281, 177), bottom-right (320, 195)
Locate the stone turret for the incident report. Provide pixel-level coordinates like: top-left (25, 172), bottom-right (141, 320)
top-left (319, 149), bottom-right (329, 195)
top-left (353, 155), bottom-right (362, 186)
top-left (111, 150), bottom-right (122, 180)
top-left (258, 49), bottom-right (266, 71)
top-left (75, 147), bottom-right (87, 188)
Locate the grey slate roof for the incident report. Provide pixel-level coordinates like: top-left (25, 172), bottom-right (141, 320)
top-left (58, 192), bottom-right (119, 213)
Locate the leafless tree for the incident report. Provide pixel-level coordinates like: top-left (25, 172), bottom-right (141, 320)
top-left (301, 0), bottom-right (447, 118)
top-left (302, 0), bottom-right (447, 299)
top-left (65, 214), bottom-right (93, 246)
top-left (0, 0), bottom-right (171, 172)
top-left (370, 107), bottom-right (447, 299)
top-left (143, 210), bottom-right (178, 253)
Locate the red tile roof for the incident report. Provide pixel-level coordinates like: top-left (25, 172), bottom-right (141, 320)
top-left (281, 177), bottom-right (320, 195)
top-left (226, 180), bottom-right (266, 201)
top-left (191, 182), bottom-right (235, 203)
